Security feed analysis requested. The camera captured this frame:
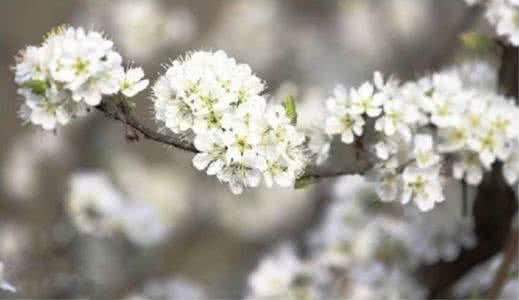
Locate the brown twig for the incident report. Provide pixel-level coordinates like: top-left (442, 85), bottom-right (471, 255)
top-left (95, 102), bottom-right (198, 153)
top-left (487, 230), bottom-right (519, 299)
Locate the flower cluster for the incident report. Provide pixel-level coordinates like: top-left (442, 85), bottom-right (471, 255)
top-left (464, 0), bottom-right (519, 46)
top-left (13, 26), bottom-right (148, 130)
top-left (152, 50), bottom-right (308, 194)
top-left (325, 63), bottom-right (519, 211)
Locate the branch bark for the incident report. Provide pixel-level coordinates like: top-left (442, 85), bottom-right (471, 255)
top-left (95, 102), bottom-right (198, 153)
top-left (486, 229), bottom-right (518, 299)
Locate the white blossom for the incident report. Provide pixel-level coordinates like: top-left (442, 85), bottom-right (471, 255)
top-left (453, 151), bottom-right (486, 185)
top-left (325, 64), bottom-right (519, 211)
top-left (486, 0), bottom-right (519, 46)
top-left (13, 26), bottom-right (148, 130)
top-left (402, 165), bottom-right (444, 211)
top-left (152, 50), bottom-right (308, 193)
top-left (325, 85), bottom-right (364, 143)
top-left (350, 82), bottom-right (384, 117)
top-left (413, 134), bottom-right (441, 169)
top-left (247, 245), bottom-right (302, 299)
top-left (120, 67), bottom-right (149, 97)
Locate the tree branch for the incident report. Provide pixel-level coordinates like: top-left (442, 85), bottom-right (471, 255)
top-left (487, 229), bottom-right (518, 299)
top-left (94, 100), bottom-right (372, 179)
top-left (95, 101), bottom-right (198, 153)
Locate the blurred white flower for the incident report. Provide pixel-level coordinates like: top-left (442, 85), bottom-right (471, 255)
top-left (0, 262), bottom-right (15, 293)
top-left (486, 0), bottom-right (519, 46)
top-left (109, 0), bottom-right (197, 60)
top-left (2, 131), bottom-right (69, 200)
top-left (207, 0), bottom-right (284, 71)
top-left (128, 277), bottom-right (207, 300)
top-left (454, 253), bottom-right (518, 298)
top-left (404, 193), bottom-right (477, 264)
top-left (67, 172), bottom-right (126, 236)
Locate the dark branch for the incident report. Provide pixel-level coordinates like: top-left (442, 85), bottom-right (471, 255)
top-left (486, 229), bottom-right (518, 299)
top-left (95, 101), bottom-right (198, 153)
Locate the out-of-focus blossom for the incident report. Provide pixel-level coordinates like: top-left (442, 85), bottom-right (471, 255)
top-left (247, 244), bottom-right (323, 300)
top-left (207, 0), bottom-right (285, 71)
top-left (67, 172), bottom-right (126, 236)
top-left (2, 131), bottom-right (69, 200)
top-left (454, 253), bottom-right (518, 298)
top-left (0, 262), bottom-right (16, 293)
top-left (127, 277), bottom-right (207, 300)
top-left (465, 0), bottom-right (519, 46)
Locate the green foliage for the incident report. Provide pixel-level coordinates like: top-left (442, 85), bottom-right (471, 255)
top-left (283, 95), bottom-right (298, 125)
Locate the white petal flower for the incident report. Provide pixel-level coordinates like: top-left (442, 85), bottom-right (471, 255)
top-left (14, 26), bottom-right (145, 130)
top-left (120, 67), bottom-right (149, 97)
top-left (402, 165), bottom-right (444, 211)
top-left (452, 152), bottom-right (485, 185)
top-left (413, 134), bottom-right (441, 169)
top-left (350, 82), bottom-right (383, 117)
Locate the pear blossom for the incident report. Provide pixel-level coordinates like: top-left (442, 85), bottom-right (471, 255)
top-left (375, 98), bottom-right (418, 139)
top-left (13, 26), bottom-right (148, 130)
top-left (350, 82), bottom-right (384, 117)
top-left (324, 64), bottom-right (519, 211)
top-left (152, 50), bottom-right (308, 194)
top-left (324, 85), bottom-right (365, 144)
top-left (413, 134), bottom-right (441, 169)
top-left (402, 165), bottom-right (444, 211)
top-left (453, 152), bottom-right (485, 185)
top-left (192, 132), bottom-right (227, 176)
top-left (120, 67), bottom-right (149, 97)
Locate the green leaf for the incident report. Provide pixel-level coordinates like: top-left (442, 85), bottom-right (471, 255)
top-left (294, 175), bottom-right (318, 189)
top-left (460, 32), bottom-right (497, 52)
top-left (283, 95), bottom-right (297, 125)
top-left (23, 79), bottom-right (48, 95)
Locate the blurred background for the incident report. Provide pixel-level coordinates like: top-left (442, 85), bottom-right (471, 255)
top-left (0, 0), bottom-right (508, 299)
